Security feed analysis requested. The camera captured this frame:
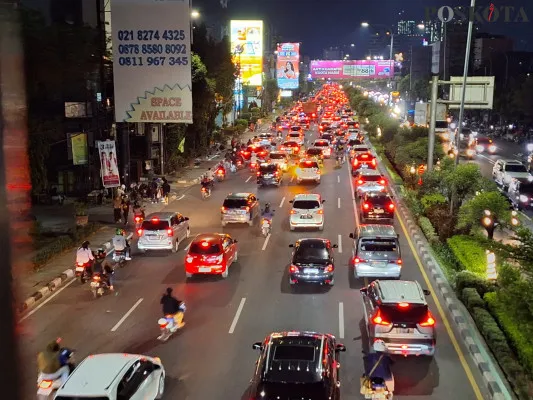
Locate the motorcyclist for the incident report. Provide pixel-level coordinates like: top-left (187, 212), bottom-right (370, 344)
top-left (112, 228), bottom-right (132, 261)
top-left (132, 202), bottom-right (145, 219)
top-left (92, 249), bottom-right (115, 290)
top-left (250, 152), bottom-right (258, 166)
top-left (160, 287), bottom-right (185, 329)
top-left (262, 202), bottom-right (275, 223)
top-left (76, 240), bottom-right (94, 271)
top-left (37, 340), bottom-right (70, 385)
top-left (206, 168), bottom-right (215, 184)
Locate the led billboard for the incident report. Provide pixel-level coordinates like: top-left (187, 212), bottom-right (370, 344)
top-left (310, 60), bottom-right (393, 79)
top-left (230, 20), bottom-right (263, 86)
top-left (276, 43), bottom-right (299, 89)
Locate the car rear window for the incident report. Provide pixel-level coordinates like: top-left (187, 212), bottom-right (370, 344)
top-left (290, 127), bottom-right (301, 132)
top-left (292, 200), bottom-right (320, 209)
top-left (322, 134), bottom-right (333, 141)
top-left (269, 153), bottom-right (285, 160)
top-left (294, 245), bottom-right (329, 263)
top-left (355, 147), bottom-right (369, 152)
top-left (283, 141), bottom-right (298, 146)
top-left (314, 141), bottom-right (328, 146)
top-left (273, 345), bottom-right (315, 361)
top-left (359, 238), bottom-right (397, 252)
top-left (359, 175), bottom-right (383, 182)
top-left (380, 303), bottom-right (428, 325)
top-left (141, 220), bottom-right (170, 231)
top-left (299, 161), bottom-right (318, 168)
top-left (223, 198), bottom-right (248, 208)
top-left (289, 132), bottom-right (300, 137)
top-left (260, 164), bottom-right (277, 172)
top-left (190, 242), bottom-right (221, 254)
top-left (307, 148), bottom-right (322, 155)
top-left (367, 195), bottom-right (390, 205)
top-left (349, 139), bottom-right (363, 146)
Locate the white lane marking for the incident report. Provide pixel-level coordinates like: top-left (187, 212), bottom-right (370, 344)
top-left (337, 175), bottom-right (340, 183)
top-left (228, 297), bottom-right (246, 334)
top-left (347, 163), bottom-right (360, 226)
top-left (337, 234), bottom-right (342, 253)
top-left (19, 279), bottom-right (77, 322)
top-left (337, 197), bottom-right (341, 208)
top-left (262, 234), bottom-right (271, 251)
top-left (245, 176), bottom-right (252, 183)
top-left (477, 153), bottom-right (495, 165)
top-left (339, 302), bottom-right (345, 339)
top-left (279, 196), bottom-right (286, 208)
top-left (184, 242), bottom-right (191, 251)
top-left (176, 194), bottom-right (185, 201)
top-left (111, 298), bottom-right (144, 332)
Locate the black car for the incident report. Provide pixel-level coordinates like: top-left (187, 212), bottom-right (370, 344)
top-left (361, 191), bottom-right (395, 223)
top-left (250, 331), bottom-right (346, 400)
top-left (288, 238), bottom-right (337, 286)
top-left (257, 163), bottom-right (282, 187)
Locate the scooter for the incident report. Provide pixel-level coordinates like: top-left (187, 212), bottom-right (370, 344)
top-left (75, 261), bottom-right (92, 284)
top-left (90, 273), bottom-right (110, 298)
top-left (216, 167), bottom-right (226, 182)
top-left (157, 302), bottom-right (187, 341)
top-left (249, 161), bottom-right (258, 172)
top-left (236, 159), bottom-right (244, 169)
top-left (113, 249), bottom-right (127, 268)
top-left (134, 214), bottom-right (144, 230)
top-left (201, 186), bottom-right (211, 200)
top-left (37, 347), bottom-right (75, 400)
top-left (261, 218), bottom-right (272, 237)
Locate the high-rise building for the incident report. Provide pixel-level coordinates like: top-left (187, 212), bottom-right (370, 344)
top-left (473, 33), bottom-right (513, 69)
top-left (397, 20), bottom-right (425, 37)
top-left (424, 20), bottom-right (442, 43)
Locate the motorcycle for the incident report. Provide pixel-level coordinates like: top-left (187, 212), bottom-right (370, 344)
top-left (75, 260), bottom-right (92, 284)
top-left (134, 213), bottom-right (144, 229)
top-left (360, 352), bottom-right (394, 400)
top-left (250, 161), bottom-right (258, 172)
top-left (90, 272), bottom-right (110, 298)
top-left (236, 159), bottom-right (244, 169)
top-left (113, 249), bottom-right (127, 268)
top-left (157, 302), bottom-right (187, 341)
top-left (261, 218), bottom-right (272, 237)
top-left (37, 347), bottom-right (75, 400)
top-left (201, 185), bottom-right (211, 200)
top-left (216, 167), bottom-right (226, 182)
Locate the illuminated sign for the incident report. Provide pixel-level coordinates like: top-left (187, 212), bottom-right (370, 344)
top-left (310, 60), bottom-right (393, 79)
top-left (230, 20), bottom-right (263, 86)
top-left (276, 43), bottom-right (299, 90)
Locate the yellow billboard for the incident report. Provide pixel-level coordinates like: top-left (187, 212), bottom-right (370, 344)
top-left (230, 20), bottom-right (263, 87)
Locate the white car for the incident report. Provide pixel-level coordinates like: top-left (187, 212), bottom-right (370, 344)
top-left (268, 151), bottom-right (289, 171)
top-left (295, 159), bottom-right (321, 183)
top-left (312, 138), bottom-right (332, 158)
top-left (289, 193), bottom-right (325, 231)
top-left (257, 133), bottom-right (274, 148)
top-left (55, 353), bottom-right (165, 400)
top-left (492, 159), bottom-right (533, 188)
top-left (287, 131), bottom-right (304, 145)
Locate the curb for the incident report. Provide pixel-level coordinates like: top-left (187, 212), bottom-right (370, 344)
top-left (18, 232), bottom-right (133, 316)
top-left (373, 152), bottom-right (510, 399)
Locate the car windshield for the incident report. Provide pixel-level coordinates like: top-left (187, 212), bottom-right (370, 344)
top-left (190, 242), bottom-right (221, 255)
top-left (477, 137), bottom-right (492, 144)
top-left (307, 148), bottom-right (322, 155)
top-left (260, 164), bottom-right (277, 172)
top-left (299, 161), bottom-right (318, 168)
top-left (294, 244), bottom-right (329, 263)
top-left (292, 200), bottom-right (320, 209)
top-left (223, 198), bottom-right (248, 208)
top-left (380, 303), bottom-right (428, 325)
top-left (269, 153), bottom-right (285, 160)
top-left (141, 220), bottom-right (170, 230)
top-left (505, 164), bottom-right (528, 173)
top-left (359, 175), bottom-right (383, 182)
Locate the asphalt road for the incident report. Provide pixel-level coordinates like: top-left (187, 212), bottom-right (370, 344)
top-left (20, 126), bottom-right (489, 399)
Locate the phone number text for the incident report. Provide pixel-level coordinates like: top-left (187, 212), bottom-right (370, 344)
top-left (118, 43), bottom-right (187, 55)
top-left (117, 56), bottom-right (189, 67)
top-left (117, 30), bottom-right (186, 41)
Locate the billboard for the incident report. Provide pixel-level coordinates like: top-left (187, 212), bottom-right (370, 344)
top-left (111, 0), bottom-right (193, 123)
top-left (70, 133), bottom-right (88, 165)
top-left (276, 43), bottom-right (299, 89)
top-left (97, 140), bottom-right (120, 188)
top-left (230, 20), bottom-right (263, 87)
top-left (310, 60), bottom-right (393, 79)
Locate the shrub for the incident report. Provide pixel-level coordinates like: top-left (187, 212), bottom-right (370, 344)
top-left (455, 270), bottom-right (496, 297)
top-left (418, 216), bottom-right (438, 244)
top-left (485, 292), bottom-right (533, 377)
top-left (235, 118), bottom-right (248, 127)
top-left (426, 204), bottom-right (457, 240)
top-left (432, 242), bottom-right (462, 280)
top-left (239, 112), bottom-right (252, 121)
top-left (447, 235), bottom-right (487, 275)
top-left (461, 287), bottom-right (485, 311)
top-left (32, 235), bottom-right (74, 271)
top-left (402, 188), bottom-right (423, 217)
top-left (421, 193), bottom-right (447, 213)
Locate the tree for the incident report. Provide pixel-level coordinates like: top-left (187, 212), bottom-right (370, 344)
top-left (457, 191), bottom-right (511, 239)
top-left (412, 78), bottom-right (430, 101)
top-left (443, 163), bottom-right (483, 213)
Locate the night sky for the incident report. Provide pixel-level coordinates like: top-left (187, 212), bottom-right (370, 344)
top-left (193, 0), bottom-right (533, 57)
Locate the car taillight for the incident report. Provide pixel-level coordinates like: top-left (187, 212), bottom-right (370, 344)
top-left (290, 209), bottom-right (297, 214)
top-left (357, 179), bottom-right (364, 185)
top-left (257, 171), bottom-right (260, 176)
top-left (388, 203), bottom-right (395, 210)
top-left (379, 179), bottom-right (386, 185)
top-left (363, 202), bottom-right (370, 210)
top-left (221, 207), bottom-right (226, 213)
top-left (372, 309), bottom-right (391, 325)
top-left (217, 169), bottom-right (224, 175)
top-left (353, 159), bottom-right (359, 166)
top-left (398, 302), bottom-right (409, 308)
top-left (317, 209), bottom-right (324, 214)
top-left (201, 187), bottom-right (207, 192)
top-left (353, 257), bottom-right (365, 263)
top-left (137, 229), bottom-right (143, 236)
top-left (186, 256), bottom-right (193, 263)
top-left (289, 265), bottom-right (298, 273)
top-left (371, 159), bottom-right (376, 166)
top-left (325, 264), bottom-right (334, 273)
top-left (397, 259), bottom-right (402, 265)
top-left (39, 380), bottom-right (53, 389)
top-left (420, 311), bottom-right (436, 327)
top-left (167, 228), bottom-right (173, 237)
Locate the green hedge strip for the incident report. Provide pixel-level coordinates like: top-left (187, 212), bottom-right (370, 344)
top-left (447, 235), bottom-right (487, 275)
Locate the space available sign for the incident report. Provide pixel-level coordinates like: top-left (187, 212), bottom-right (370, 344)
top-left (111, 0), bottom-right (193, 123)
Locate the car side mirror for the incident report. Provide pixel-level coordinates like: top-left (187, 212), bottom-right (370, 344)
top-left (185, 217), bottom-right (189, 221)
top-left (335, 344), bottom-right (346, 352)
top-left (360, 287), bottom-right (368, 294)
top-left (333, 244), bottom-right (338, 248)
top-left (423, 289), bottom-right (431, 296)
top-left (252, 342), bottom-right (262, 350)
top-left (289, 244), bottom-right (294, 248)
top-left (349, 233), bottom-right (354, 239)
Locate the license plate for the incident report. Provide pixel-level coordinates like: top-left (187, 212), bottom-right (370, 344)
top-left (398, 328), bottom-right (413, 334)
top-left (147, 234), bottom-right (158, 238)
top-left (264, 174), bottom-right (272, 178)
top-left (76, 266), bottom-right (85, 272)
top-left (365, 394), bottom-right (385, 399)
top-left (300, 215), bottom-right (312, 219)
top-left (198, 267), bottom-right (211, 273)
top-left (304, 268), bottom-right (319, 274)
top-left (90, 282), bottom-right (98, 287)
top-left (374, 209), bottom-right (384, 214)
top-left (371, 262), bottom-right (387, 268)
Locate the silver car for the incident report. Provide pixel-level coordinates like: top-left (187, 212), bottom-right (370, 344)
top-left (221, 193), bottom-right (260, 226)
top-left (349, 224), bottom-right (401, 278)
top-left (137, 212), bottom-right (190, 253)
top-left (289, 194), bottom-right (325, 231)
top-left (354, 169), bottom-right (387, 197)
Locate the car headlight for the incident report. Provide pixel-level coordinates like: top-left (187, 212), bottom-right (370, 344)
top-left (476, 145), bottom-right (484, 152)
top-left (466, 149), bottom-right (475, 156)
top-left (520, 195), bottom-right (529, 203)
top-left (489, 145), bottom-right (496, 153)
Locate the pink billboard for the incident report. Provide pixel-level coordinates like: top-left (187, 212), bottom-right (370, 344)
top-left (310, 60), bottom-right (393, 79)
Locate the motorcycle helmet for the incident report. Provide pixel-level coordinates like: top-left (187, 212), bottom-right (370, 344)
top-left (116, 228), bottom-right (124, 235)
top-left (81, 240), bottom-right (90, 249)
top-left (96, 248), bottom-right (106, 259)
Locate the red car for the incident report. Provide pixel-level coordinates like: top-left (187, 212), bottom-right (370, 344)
top-left (185, 233), bottom-right (239, 279)
top-left (240, 145), bottom-right (268, 161)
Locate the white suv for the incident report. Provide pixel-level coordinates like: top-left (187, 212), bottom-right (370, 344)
top-left (54, 353), bottom-right (165, 400)
top-left (492, 159), bottom-right (532, 189)
top-left (289, 193), bottom-right (325, 230)
top-left (295, 159), bottom-right (321, 183)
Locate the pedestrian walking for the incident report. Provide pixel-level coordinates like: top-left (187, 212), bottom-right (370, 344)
top-left (162, 177), bottom-right (170, 205)
top-left (121, 196), bottom-right (130, 225)
top-left (113, 195), bottom-right (122, 223)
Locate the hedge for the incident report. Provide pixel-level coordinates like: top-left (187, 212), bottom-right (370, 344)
top-left (485, 292), bottom-right (533, 378)
top-left (419, 216), bottom-right (438, 244)
top-left (447, 235), bottom-right (487, 275)
top-left (461, 287), bottom-right (485, 311)
top-left (471, 306), bottom-right (532, 399)
top-left (455, 270), bottom-right (497, 297)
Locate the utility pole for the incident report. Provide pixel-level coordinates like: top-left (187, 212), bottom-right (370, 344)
top-left (455, 0), bottom-right (476, 167)
top-left (427, 75), bottom-right (439, 171)
top-left (160, 123), bottom-right (164, 175)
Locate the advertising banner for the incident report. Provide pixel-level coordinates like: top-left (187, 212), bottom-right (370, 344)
top-left (230, 20), bottom-right (263, 86)
top-left (310, 60), bottom-right (393, 79)
top-left (97, 140), bottom-right (120, 188)
top-left (276, 43), bottom-right (299, 89)
top-left (70, 133), bottom-right (88, 165)
top-left (111, 0), bottom-right (193, 123)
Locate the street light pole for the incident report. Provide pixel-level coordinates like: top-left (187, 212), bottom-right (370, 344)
top-left (454, 0), bottom-right (476, 167)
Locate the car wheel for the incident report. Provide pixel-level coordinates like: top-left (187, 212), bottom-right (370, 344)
top-left (171, 240), bottom-right (179, 253)
top-left (156, 374), bottom-right (165, 399)
top-left (185, 272), bottom-right (193, 278)
top-left (221, 267), bottom-right (229, 278)
top-left (186, 228), bottom-right (190, 238)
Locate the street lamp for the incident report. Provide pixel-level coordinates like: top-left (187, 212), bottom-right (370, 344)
top-left (361, 22), bottom-right (369, 27)
top-left (191, 10), bottom-right (200, 19)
